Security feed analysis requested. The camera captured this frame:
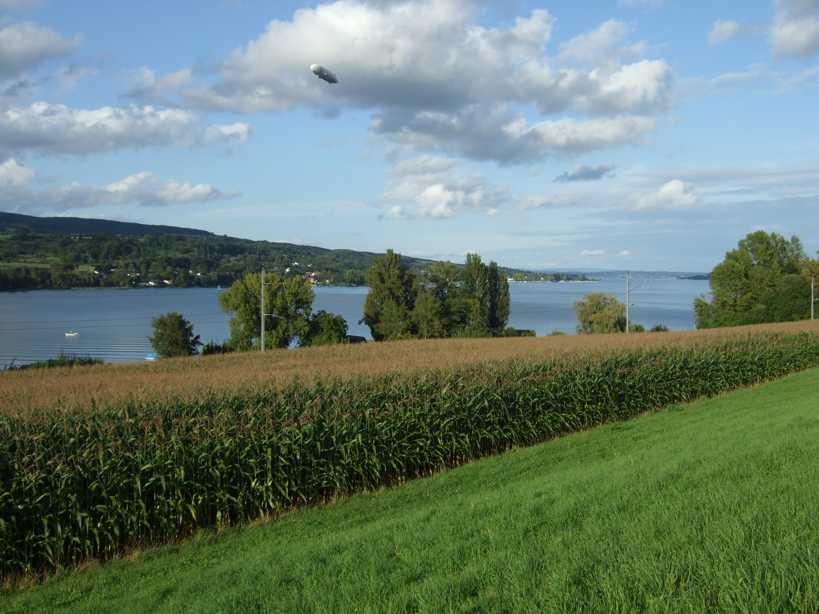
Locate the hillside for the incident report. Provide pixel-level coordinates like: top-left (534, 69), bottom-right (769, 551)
top-left (0, 212), bottom-right (578, 291)
top-left (4, 366), bottom-right (817, 611)
top-left (0, 211), bottom-right (212, 237)
top-left (0, 211), bottom-right (435, 290)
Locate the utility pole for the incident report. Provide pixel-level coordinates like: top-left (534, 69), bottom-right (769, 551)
top-left (812, 275), bottom-right (815, 321)
top-left (260, 267), bottom-right (265, 352)
top-left (625, 271), bottom-right (630, 334)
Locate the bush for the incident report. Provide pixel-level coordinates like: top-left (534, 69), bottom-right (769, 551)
top-left (501, 328), bottom-right (536, 337)
top-left (201, 341), bottom-right (234, 356)
top-left (3, 354), bottom-right (102, 371)
top-left (650, 324), bottom-right (669, 333)
top-left (149, 312), bottom-right (201, 358)
top-left (2, 332), bottom-right (818, 577)
top-left (630, 324), bottom-right (646, 333)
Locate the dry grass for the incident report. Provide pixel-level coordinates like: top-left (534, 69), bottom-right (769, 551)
top-left (2, 320), bottom-right (819, 416)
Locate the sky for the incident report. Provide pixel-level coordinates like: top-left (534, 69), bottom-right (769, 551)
top-left (1, 0), bottom-right (818, 272)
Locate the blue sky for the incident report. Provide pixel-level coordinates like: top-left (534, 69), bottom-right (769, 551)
top-left (1, 0), bottom-right (818, 272)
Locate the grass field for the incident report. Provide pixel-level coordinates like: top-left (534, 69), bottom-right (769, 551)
top-left (3, 319), bottom-right (819, 415)
top-left (3, 367), bottom-right (818, 613)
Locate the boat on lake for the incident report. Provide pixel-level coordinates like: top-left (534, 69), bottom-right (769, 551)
top-left (65, 331), bottom-right (79, 337)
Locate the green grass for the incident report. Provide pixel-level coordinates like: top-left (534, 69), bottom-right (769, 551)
top-left (4, 369), bottom-right (819, 613)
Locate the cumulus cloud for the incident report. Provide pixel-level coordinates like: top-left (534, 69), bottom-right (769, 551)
top-left (0, 157), bottom-right (33, 186)
top-left (170, 0), bottom-right (672, 164)
top-left (0, 22), bottom-right (79, 78)
top-left (580, 249), bottom-right (605, 256)
top-left (772, 0), bottom-right (819, 58)
top-left (634, 179), bottom-right (699, 210)
top-left (708, 20), bottom-right (743, 45)
top-left (555, 164), bottom-right (615, 182)
top-left (374, 107), bottom-right (656, 164)
top-left (558, 20), bottom-right (643, 64)
top-left (125, 67), bottom-right (193, 103)
top-left (0, 159), bottom-right (238, 212)
top-left (0, 102), bottom-right (251, 156)
top-left (378, 155), bottom-right (508, 219)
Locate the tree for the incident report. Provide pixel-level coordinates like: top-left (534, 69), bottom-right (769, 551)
top-left (362, 250), bottom-right (417, 341)
top-left (149, 312), bottom-right (201, 357)
top-left (574, 293), bottom-right (627, 334)
top-left (302, 310), bottom-right (348, 347)
top-left (458, 254), bottom-right (510, 336)
top-left (219, 272), bottom-right (313, 350)
top-left (412, 289), bottom-right (447, 338)
top-left (695, 231), bottom-right (810, 328)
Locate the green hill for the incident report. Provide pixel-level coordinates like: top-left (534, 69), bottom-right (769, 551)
top-left (3, 368), bottom-right (817, 612)
top-left (0, 211), bottom-right (433, 290)
top-left (0, 211), bottom-right (212, 237)
top-left (0, 211), bottom-right (584, 291)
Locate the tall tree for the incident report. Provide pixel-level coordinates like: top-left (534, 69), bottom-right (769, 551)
top-left (695, 231), bottom-right (810, 328)
top-left (459, 254), bottom-right (510, 335)
top-left (149, 312), bottom-right (201, 358)
top-left (574, 293), bottom-right (627, 334)
top-left (219, 272), bottom-right (313, 350)
top-left (362, 250), bottom-right (417, 341)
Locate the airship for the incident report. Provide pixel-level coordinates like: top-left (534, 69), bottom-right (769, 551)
top-left (310, 64), bottom-right (338, 84)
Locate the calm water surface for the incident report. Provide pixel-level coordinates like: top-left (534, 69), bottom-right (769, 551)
top-left (0, 275), bottom-right (709, 365)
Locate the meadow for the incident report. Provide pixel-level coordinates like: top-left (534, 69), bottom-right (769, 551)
top-left (2, 319), bottom-right (819, 416)
top-left (2, 323), bottom-right (819, 580)
top-left (3, 366), bottom-right (818, 612)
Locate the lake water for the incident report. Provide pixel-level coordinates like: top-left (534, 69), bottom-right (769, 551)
top-left (0, 274), bottom-right (710, 366)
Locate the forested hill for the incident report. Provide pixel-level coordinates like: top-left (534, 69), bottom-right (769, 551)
top-left (0, 211), bottom-right (589, 291)
top-left (0, 211), bottom-right (212, 237)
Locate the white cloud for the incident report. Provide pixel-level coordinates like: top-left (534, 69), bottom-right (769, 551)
top-left (772, 0), bottom-right (819, 58)
top-left (125, 67), bottom-right (193, 102)
top-left (0, 162), bottom-right (238, 212)
top-left (0, 22), bottom-right (79, 77)
top-left (378, 155), bottom-right (508, 219)
top-left (708, 20), bottom-right (743, 45)
top-left (0, 102), bottom-right (251, 156)
top-left (634, 179), bottom-right (700, 210)
top-left (0, 157), bottom-right (33, 186)
top-left (172, 0), bottom-right (672, 164)
top-left (558, 20), bottom-right (636, 64)
top-left (580, 249), bottom-right (605, 256)
top-left (618, 249), bottom-right (632, 256)
top-left (374, 108), bottom-right (657, 164)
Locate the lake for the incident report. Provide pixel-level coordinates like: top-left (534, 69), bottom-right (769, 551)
top-left (0, 273), bottom-right (710, 365)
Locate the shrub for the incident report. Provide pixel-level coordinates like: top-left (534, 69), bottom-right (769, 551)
top-left (201, 341), bottom-right (234, 356)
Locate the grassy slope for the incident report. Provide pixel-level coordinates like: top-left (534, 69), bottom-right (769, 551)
top-left (3, 369), bottom-right (819, 613)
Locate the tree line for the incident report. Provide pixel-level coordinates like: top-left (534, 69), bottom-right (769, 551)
top-left (150, 250), bottom-right (522, 357)
top-left (151, 230), bottom-right (819, 357)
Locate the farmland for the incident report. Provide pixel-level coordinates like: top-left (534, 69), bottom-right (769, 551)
top-left (2, 322), bottom-right (819, 580)
top-left (3, 366), bottom-right (818, 612)
top-left (3, 319), bottom-right (819, 416)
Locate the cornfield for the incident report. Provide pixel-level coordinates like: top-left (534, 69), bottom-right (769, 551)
top-left (1, 331), bottom-right (819, 578)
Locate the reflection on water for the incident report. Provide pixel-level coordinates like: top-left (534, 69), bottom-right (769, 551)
top-left (0, 274), bottom-right (710, 365)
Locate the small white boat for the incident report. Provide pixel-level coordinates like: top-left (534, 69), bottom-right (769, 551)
top-left (65, 331), bottom-right (79, 337)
